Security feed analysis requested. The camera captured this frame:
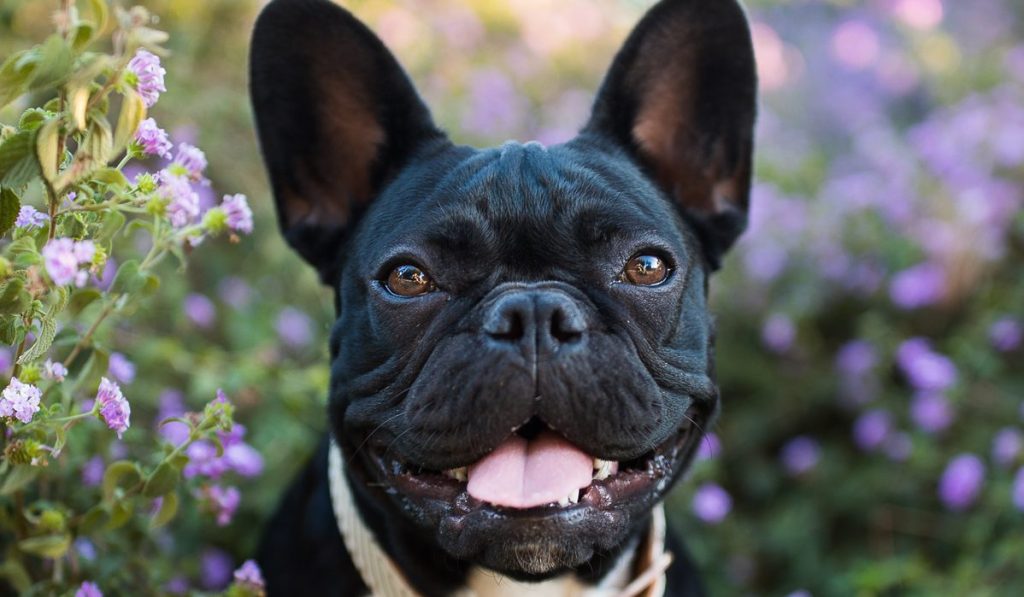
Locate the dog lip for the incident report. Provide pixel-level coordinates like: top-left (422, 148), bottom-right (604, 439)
top-left (362, 418), bottom-right (696, 515)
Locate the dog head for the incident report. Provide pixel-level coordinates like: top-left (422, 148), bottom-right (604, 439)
top-left (251, 0), bottom-right (756, 581)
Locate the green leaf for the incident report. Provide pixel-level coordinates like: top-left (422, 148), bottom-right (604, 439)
top-left (18, 534), bottom-right (71, 559)
top-left (0, 131), bottom-right (42, 190)
top-left (105, 500), bottom-right (133, 530)
top-left (94, 208), bottom-right (126, 242)
top-left (142, 461), bottom-right (180, 498)
top-left (92, 167), bottom-right (129, 188)
top-left (0, 315), bottom-right (23, 345)
top-left (0, 187), bottom-right (20, 236)
top-left (0, 278), bottom-right (31, 315)
top-left (0, 50), bottom-right (38, 110)
top-left (77, 505), bottom-right (106, 534)
top-left (150, 492), bottom-right (179, 529)
top-left (17, 108), bottom-right (49, 132)
top-left (29, 35), bottom-right (74, 91)
top-left (110, 259), bottom-right (146, 294)
top-left (0, 465), bottom-right (40, 496)
top-left (0, 558), bottom-right (32, 594)
top-left (35, 119), bottom-right (63, 185)
top-left (67, 287), bottom-right (102, 315)
top-left (113, 87), bottom-right (146, 154)
top-left (101, 460), bottom-right (140, 502)
top-left (84, 0), bottom-right (110, 35)
top-left (70, 23), bottom-right (97, 52)
top-left (18, 316), bottom-right (57, 365)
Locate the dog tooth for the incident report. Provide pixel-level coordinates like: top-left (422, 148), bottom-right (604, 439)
top-left (593, 459), bottom-right (616, 481)
top-left (558, 495), bottom-right (571, 507)
top-left (568, 489), bottom-right (579, 504)
top-left (445, 467), bottom-right (468, 482)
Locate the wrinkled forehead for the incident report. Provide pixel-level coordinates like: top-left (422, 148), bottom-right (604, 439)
top-left (357, 141), bottom-right (692, 268)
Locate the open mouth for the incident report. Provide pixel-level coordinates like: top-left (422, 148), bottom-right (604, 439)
top-left (361, 416), bottom-right (699, 516)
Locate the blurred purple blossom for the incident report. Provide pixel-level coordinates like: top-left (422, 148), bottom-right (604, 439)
top-left (222, 194), bottom-right (254, 234)
top-left (200, 548), bottom-right (234, 590)
top-left (43, 359), bottom-right (67, 382)
top-left (158, 171), bottom-right (200, 228)
top-left (185, 293), bottom-right (217, 329)
top-left (831, 20), bottom-right (880, 71)
top-left (989, 318), bottom-right (1022, 352)
top-left (157, 389), bottom-right (189, 446)
top-left (696, 432), bottom-right (721, 461)
top-left (74, 537), bottom-right (97, 561)
top-left (853, 409), bottom-right (892, 451)
top-left (108, 352), bottom-right (136, 384)
top-left (1014, 468), bottom-right (1024, 511)
top-left (992, 428), bottom-right (1023, 468)
top-left (883, 432), bottom-right (913, 462)
top-left (218, 277), bottom-right (252, 309)
top-left (897, 338), bottom-right (957, 392)
top-left (42, 238), bottom-right (94, 287)
top-left (75, 581), bottom-right (102, 597)
top-left (780, 436), bottom-right (822, 476)
top-left (173, 143), bottom-right (208, 181)
top-left (15, 205), bottom-right (49, 230)
top-left (909, 392), bottom-right (954, 434)
top-left (92, 257), bottom-right (117, 291)
top-left (462, 69), bottom-right (525, 137)
top-left (81, 455), bottom-right (104, 487)
top-left (836, 340), bottom-right (878, 377)
top-left (938, 453), bottom-right (985, 511)
top-left (184, 423), bottom-right (263, 480)
top-left (889, 262), bottom-right (946, 309)
top-left (0, 348), bottom-right (11, 374)
top-left (692, 483), bottom-right (732, 524)
top-left (200, 484), bottom-right (241, 526)
top-left (233, 560), bottom-right (265, 591)
top-left (1, 378), bottom-right (42, 424)
top-left (761, 313), bottom-right (796, 353)
top-left (276, 307), bottom-right (314, 349)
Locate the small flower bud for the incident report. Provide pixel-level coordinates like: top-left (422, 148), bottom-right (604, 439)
top-left (136, 173), bottom-right (157, 194)
top-left (202, 207), bottom-right (227, 234)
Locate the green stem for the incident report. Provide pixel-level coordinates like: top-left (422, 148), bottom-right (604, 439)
top-left (62, 297), bottom-right (118, 369)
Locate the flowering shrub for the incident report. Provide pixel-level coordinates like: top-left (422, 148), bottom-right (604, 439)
top-left (3, 0), bottom-right (1022, 595)
top-left (0, 2), bottom-right (262, 594)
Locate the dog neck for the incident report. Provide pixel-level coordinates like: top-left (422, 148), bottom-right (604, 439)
top-left (327, 442), bottom-right (671, 597)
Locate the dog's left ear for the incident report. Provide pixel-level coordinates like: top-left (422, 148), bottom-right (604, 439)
top-left (250, 0), bottom-right (445, 286)
top-left (583, 0), bottom-right (758, 269)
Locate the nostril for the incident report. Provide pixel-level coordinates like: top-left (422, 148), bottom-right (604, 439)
top-left (550, 308), bottom-right (584, 344)
top-left (484, 308), bottom-right (526, 342)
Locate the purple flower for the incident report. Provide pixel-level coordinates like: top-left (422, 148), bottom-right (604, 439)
top-left (185, 423), bottom-right (263, 479)
top-left (75, 581), bottom-right (102, 597)
top-left (992, 428), bottom-right (1023, 468)
top-left (222, 194), bottom-right (254, 234)
top-left (134, 117), bottom-right (172, 158)
top-left (202, 484), bottom-right (241, 526)
top-left (127, 49), bottom-right (166, 107)
top-left (157, 389), bottom-right (190, 446)
top-left (42, 238), bottom-right (93, 286)
top-left (990, 318), bottom-right (1023, 352)
top-left (761, 313), bottom-right (796, 353)
top-left (184, 293), bottom-right (217, 328)
top-left (780, 436), bottom-right (821, 476)
top-left (74, 537), bottom-right (97, 561)
top-left (200, 548), bottom-right (234, 590)
top-left (889, 262), bottom-right (946, 309)
top-left (835, 340), bottom-right (877, 377)
top-left (81, 455), bottom-right (104, 487)
top-left (696, 432), bottom-right (721, 461)
top-left (225, 442), bottom-right (264, 477)
top-left (96, 377), bottom-right (131, 438)
top-left (883, 432), bottom-right (913, 462)
top-left (0, 347), bottom-right (12, 374)
top-left (0, 378), bottom-right (42, 423)
top-left (158, 172), bottom-right (200, 228)
top-left (938, 454), bottom-right (985, 511)
top-left (897, 338), bottom-right (957, 392)
top-left (853, 409), bottom-right (892, 451)
top-left (1014, 468), bottom-right (1024, 511)
top-left (218, 277), bottom-right (252, 309)
top-left (276, 307), bottom-right (314, 349)
top-left (173, 143), bottom-right (208, 180)
top-left (15, 205), bottom-right (49, 230)
top-left (692, 483), bottom-right (732, 524)
top-left (185, 441), bottom-right (230, 479)
top-left (909, 392), bottom-right (954, 434)
top-left (831, 20), bottom-right (880, 70)
top-left (233, 560), bottom-right (265, 590)
top-left (43, 359), bottom-right (67, 382)
top-left (108, 352), bottom-right (136, 384)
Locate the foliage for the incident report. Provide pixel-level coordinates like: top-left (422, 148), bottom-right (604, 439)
top-left (1, 0), bottom-right (1022, 595)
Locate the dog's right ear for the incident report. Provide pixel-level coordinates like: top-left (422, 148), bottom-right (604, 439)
top-left (250, 0), bottom-right (445, 286)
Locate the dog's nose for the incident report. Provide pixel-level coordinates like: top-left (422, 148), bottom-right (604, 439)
top-left (483, 290), bottom-right (586, 353)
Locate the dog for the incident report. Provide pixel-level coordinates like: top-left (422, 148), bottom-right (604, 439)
top-left (249, 0), bottom-right (756, 594)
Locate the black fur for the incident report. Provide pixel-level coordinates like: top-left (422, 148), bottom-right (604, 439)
top-left (250, 0), bottom-right (757, 594)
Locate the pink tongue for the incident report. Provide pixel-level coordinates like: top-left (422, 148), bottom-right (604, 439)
top-left (467, 430), bottom-right (593, 508)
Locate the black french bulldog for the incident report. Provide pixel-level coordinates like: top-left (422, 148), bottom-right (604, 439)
top-left (250, 0), bottom-right (756, 595)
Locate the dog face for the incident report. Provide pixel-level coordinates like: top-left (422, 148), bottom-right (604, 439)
top-left (251, 0), bottom-right (756, 580)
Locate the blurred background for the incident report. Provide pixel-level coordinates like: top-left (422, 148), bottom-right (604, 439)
top-left (3, 0), bottom-right (1023, 594)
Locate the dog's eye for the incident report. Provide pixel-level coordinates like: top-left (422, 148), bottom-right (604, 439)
top-left (622, 254), bottom-right (669, 286)
top-left (385, 265), bottom-right (436, 297)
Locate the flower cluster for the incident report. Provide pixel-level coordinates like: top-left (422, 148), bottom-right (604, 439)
top-left (127, 49), bottom-right (166, 107)
top-left (42, 238), bottom-right (97, 287)
top-left (1, 378), bottom-right (42, 423)
top-left (95, 377), bottom-right (130, 438)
